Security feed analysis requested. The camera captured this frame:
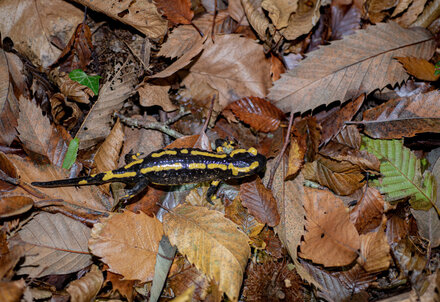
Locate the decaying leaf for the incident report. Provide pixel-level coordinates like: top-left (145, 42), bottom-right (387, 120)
top-left (396, 56), bottom-right (439, 81)
top-left (280, 0), bottom-right (322, 40)
top-left (138, 82), bottom-right (177, 112)
top-left (241, 0), bottom-right (271, 41)
top-left (155, 0), bottom-right (194, 25)
top-left (89, 211), bottom-right (163, 282)
top-left (350, 187), bottom-right (385, 235)
top-left (269, 22), bottom-right (435, 114)
top-left (104, 270), bottom-right (135, 302)
top-left (300, 188), bottom-right (360, 267)
top-left (367, 0), bottom-right (398, 23)
top-left (9, 212), bottom-right (92, 277)
top-left (0, 195), bottom-right (34, 218)
top-left (163, 204), bottom-right (250, 301)
top-left (261, 0), bottom-right (299, 29)
top-left (0, 279), bottom-right (26, 302)
top-left (66, 265), bottom-right (103, 302)
top-left (396, 0), bottom-right (428, 27)
top-left (50, 93), bottom-right (82, 130)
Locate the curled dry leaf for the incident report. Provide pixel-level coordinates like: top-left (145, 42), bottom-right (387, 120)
top-left (52, 70), bottom-right (94, 104)
top-left (104, 270), bottom-right (135, 302)
top-left (294, 116), bottom-right (321, 162)
top-left (0, 152), bottom-right (18, 192)
top-left (73, 0), bottom-right (167, 38)
top-left (300, 188), bottom-right (360, 267)
top-left (280, 0), bottom-right (321, 40)
top-left (261, 0), bottom-right (299, 29)
top-left (9, 212), bottom-right (92, 277)
top-left (66, 265), bottom-right (103, 302)
top-left (138, 82), bottom-right (177, 112)
top-left (225, 195), bottom-right (265, 238)
top-left (395, 0), bottom-right (427, 27)
top-left (302, 155), bottom-right (365, 195)
top-left (0, 195), bottom-right (33, 218)
top-left (239, 177), bottom-right (280, 227)
top-left (163, 204), bottom-right (250, 301)
top-left (367, 0), bottom-right (397, 23)
top-left (241, 0), bottom-right (271, 41)
top-left (50, 93), bottom-right (82, 130)
top-left (155, 0), bottom-right (194, 25)
top-left (285, 134), bottom-right (306, 179)
top-left (395, 56), bottom-right (439, 81)
top-left (350, 187), bottom-right (385, 235)
top-left (89, 211), bottom-right (163, 282)
top-left (269, 22), bottom-right (435, 114)
top-left (225, 97), bottom-right (285, 132)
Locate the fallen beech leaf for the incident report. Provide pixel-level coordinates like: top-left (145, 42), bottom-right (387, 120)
top-left (0, 243), bottom-right (24, 280)
top-left (66, 265), bottom-right (103, 302)
top-left (76, 59), bottom-right (137, 150)
top-left (0, 195), bottom-right (33, 218)
top-left (241, 0), bottom-right (271, 41)
top-left (50, 23), bottom-right (93, 72)
top-left (0, 279), bottom-right (25, 302)
top-left (163, 205), bottom-right (250, 301)
top-left (300, 188), bottom-right (360, 267)
top-left (17, 97), bottom-right (71, 167)
top-left (182, 35), bottom-right (271, 108)
top-left (105, 270), bottom-right (135, 302)
top-left (280, 0), bottom-right (321, 40)
top-left (330, 4), bottom-right (361, 40)
top-left (391, 0), bottom-right (413, 17)
top-left (294, 116), bottom-right (321, 162)
top-left (225, 97), bottom-right (285, 132)
top-left (89, 211), bottom-right (163, 282)
top-left (0, 49), bottom-right (19, 146)
top-left (396, 57), bottom-right (439, 81)
top-left (138, 83), bottom-right (177, 112)
top-left (0, 152), bottom-right (18, 192)
top-left (155, 0), bottom-right (194, 25)
top-left (72, 0), bottom-right (167, 38)
top-left (186, 186), bottom-right (224, 212)
top-left (367, 0), bottom-right (397, 23)
top-left (285, 135), bottom-right (306, 178)
top-left (350, 187), bottom-right (385, 234)
top-left (170, 285), bottom-right (195, 302)
top-left (50, 93), bottom-right (82, 131)
top-left (358, 219), bottom-right (391, 273)
top-left (395, 0), bottom-right (427, 27)
top-left (9, 212), bottom-right (92, 277)
top-left (240, 177), bottom-right (280, 227)
top-left (360, 90), bottom-right (440, 139)
top-left (386, 215), bottom-right (410, 244)
top-left (225, 195), bottom-right (264, 239)
top-left (303, 155), bottom-right (365, 195)
top-left (262, 0), bottom-right (298, 29)
top-left (269, 23), bottom-right (435, 114)
top-left (51, 70), bottom-right (94, 104)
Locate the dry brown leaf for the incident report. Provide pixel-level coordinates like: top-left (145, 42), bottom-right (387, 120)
top-left (396, 0), bottom-right (427, 27)
top-left (386, 215), bottom-right (410, 244)
top-left (163, 204), bottom-right (250, 301)
top-left (392, 0), bottom-right (413, 17)
top-left (72, 0), bottom-right (167, 38)
top-left (155, 0), bottom-right (194, 25)
top-left (269, 22), bottom-right (435, 114)
top-left (0, 49), bottom-right (19, 146)
top-left (396, 56), bottom-right (439, 81)
top-left (350, 187), bottom-right (385, 234)
top-left (138, 83), bottom-right (177, 112)
top-left (303, 155), bottom-right (365, 195)
top-left (360, 90), bottom-right (440, 139)
top-left (104, 270), bottom-right (135, 302)
top-left (225, 97), bottom-right (285, 132)
top-left (286, 135), bottom-right (306, 178)
top-left (76, 59), bottom-right (137, 150)
top-left (0, 0), bottom-right (83, 67)
top-left (9, 212), bottom-right (92, 277)
top-left (300, 188), bottom-right (360, 267)
top-left (294, 117), bottom-right (321, 162)
top-left (66, 265), bottom-right (103, 302)
top-left (17, 97), bottom-right (71, 167)
top-left (50, 93), bottom-right (82, 130)
top-left (89, 211), bottom-right (163, 282)
top-left (182, 35), bottom-right (271, 108)
top-left (367, 0), bottom-right (398, 23)
top-left (241, 0), bottom-right (271, 41)
top-left (330, 4), bottom-right (361, 40)
top-left (0, 243), bottom-right (24, 280)
top-left (358, 218), bottom-right (391, 273)
top-left (185, 186), bottom-right (224, 212)
top-left (240, 177), bottom-right (280, 227)
top-left (5, 51), bottom-right (29, 98)
top-left (225, 195), bottom-right (264, 239)
top-left (262, 0), bottom-right (298, 29)
top-left (52, 71), bottom-right (94, 104)
top-left (413, 0), bottom-right (440, 27)
top-left (170, 285), bottom-right (195, 302)
top-left (229, 0), bottom-right (248, 24)
top-left (281, 0), bottom-right (321, 40)
top-left (0, 279), bottom-right (25, 302)
top-left (0, 195), bottom-right (33, 218)
top-left (0, 152), bottom-right (18, 192)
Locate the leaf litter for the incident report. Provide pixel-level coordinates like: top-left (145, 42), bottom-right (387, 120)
top-left (1, 0), bottom-right (440, 301)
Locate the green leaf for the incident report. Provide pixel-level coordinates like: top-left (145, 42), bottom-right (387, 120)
top-left (362, 137), bottom-right (438, 214)
top-left (62, 138), bottom-right (79, 169)
top-left (69, 69), bottom-right (101, 95)
top-left (435, 70), bottom-right (440, 76)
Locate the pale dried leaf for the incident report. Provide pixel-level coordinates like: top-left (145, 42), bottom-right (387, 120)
top-left (241, 0), bottom-right (271, 40)
top-left (281, 0), bottom-right (321, 40)
top-left (358, 219), bottom-right (391, 273)
top-left (268, 22), bottom-right (435, 114)
top-left (138, 83), bottom-right (177, 112)
top-left (367, 0), bottom-right (397, 23)
top-left (76, 59), bottom-right (137, 150)
top-left (9, 212), bottom-right (92, 277)
top-left (66, 265), bottom-right (103, 302)
top-left (229, 0), bottom-right (249, 24)
top-left (163, 205), bottom-right (250, 301)
top-left (350, 187), bottom-right (385, 234)
top-left (72, 0), bottom-right (167, 38)
top-left (396, 0), bottom-right (427, 27)
top-left (392, 0), bottom-right (413, 17)
top-left (225, 196), bottom-right (264, 238)
top-left (89, 211), bottom-right (163, 282)
top-left (413, 0), bottom-right (440, 27)
top-left (300, 188), bottom-right (360, 267)
top-left (57, 73), bottom-right (94, 104)
top-left (261, 0), bottom-right (298, 29)
top-left (170, 285), bottom-right (195, 302)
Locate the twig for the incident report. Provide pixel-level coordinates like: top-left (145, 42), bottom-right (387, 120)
top-left (267, 113), bottom-right (295, 190)
top-left (211, 0), bottom-right (218, 43)
top-left (201, 95), bottom-right (216, 134)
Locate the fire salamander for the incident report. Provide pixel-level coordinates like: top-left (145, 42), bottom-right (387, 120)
top-left (32, 145), bottom-right (267, 203)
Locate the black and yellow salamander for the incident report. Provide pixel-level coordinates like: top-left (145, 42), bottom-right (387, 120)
top-left (31, 146), bottom-right (267, 203)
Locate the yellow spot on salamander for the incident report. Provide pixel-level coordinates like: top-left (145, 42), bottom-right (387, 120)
top-left (124, 159), bottom-right (144, 169)
top-left (78, 180), bottom-right (88, 185)
top-left (248, 147), bottom-right (258, 156)
top-left (207, 163), bottom-right (227, 170)
top-left (180, 149), bottom-right (189, 154)
top-left (140, 163), bottom-right (183, 174)
top-left (210, 180), bottom-right (220, 186)
top-left (102, 171), bottom-right (137, 181)
top-left (151, 150), bottom-right (177, 158)
top-left (216, 146), bottom-right (224, 153)
top-left (188, 163), bottom-right (206, 169)
top-left (190, 150), bottom-right (227, 158)
top-left (228, 161), bottom-right (259, 176)
top-left (230, 149), bottom-right (248, 157)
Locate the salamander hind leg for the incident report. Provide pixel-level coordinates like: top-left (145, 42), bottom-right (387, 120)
top-left (206, 180), bottom-right (222, 205)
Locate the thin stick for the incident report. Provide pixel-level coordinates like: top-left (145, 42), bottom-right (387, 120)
top-left (211, 0), bottom-right (218, 43)
top-left (201, 95), bottom-right (216, 134)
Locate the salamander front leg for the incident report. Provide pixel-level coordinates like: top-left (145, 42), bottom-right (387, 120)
top-left (119, 177), bottom-right (150, 201)
top-left (206, 180), bottom-right (222, 205)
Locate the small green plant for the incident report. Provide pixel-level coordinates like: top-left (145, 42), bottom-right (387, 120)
top-left (435, 62), bottom-right (440, 76)
top-left (62, 138), bottom-right (80, 169)
top-left (69, 69), bottom-right (101, 95)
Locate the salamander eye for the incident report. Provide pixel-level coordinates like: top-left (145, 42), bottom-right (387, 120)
top-left (248, 147), bottom-right (258, 156)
